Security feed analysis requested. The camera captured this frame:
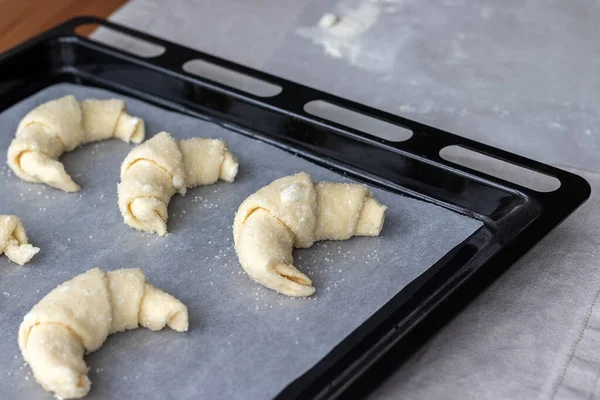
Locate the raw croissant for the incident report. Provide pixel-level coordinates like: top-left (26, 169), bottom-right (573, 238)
top-left (7, 95), bottom-right (145, 192)
top-left (0, 215), bottom-right (39, 265)
top-left (118, 131), bottom-right (239, 236)
top-left (233, 172), bottom-right (387, 297)
top-left (18, 267), bottom-right (188, 399)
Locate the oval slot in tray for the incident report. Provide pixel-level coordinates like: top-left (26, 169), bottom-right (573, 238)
top-left (304, 100), bottom-right (413, 142)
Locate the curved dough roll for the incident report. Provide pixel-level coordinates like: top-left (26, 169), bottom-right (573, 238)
top-left (18, 267), bottom-right (188, 399)
top-left (7, 95), bottom-right (145, 192)
top-left (233, 172), bottom-right (387, 297)
top-left (118, 131), bottom-right (239, 236)
top-left (0, 215), bottom-right (39, 265)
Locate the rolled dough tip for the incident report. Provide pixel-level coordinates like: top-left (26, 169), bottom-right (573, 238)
top-left (19, 245), bottom-right (40, 265)
top-left (5, 242), bottom-right (40, 266)
top-left (129, 198), bottom-right (168, 236)
top-left (355, 196), bottom-right (387, 236)
top-left (64, 183), bottom-right (82, 193)
top-left (168, 311), bottom-right (189, 332)
top-left (130, 120), bottom-right (145, 144)
top-left (288, 285), bottom-right (316, 298)
top-left (274, 263), bottom-right (313, 286)
top-left (115, 114), bottom-right (145, 144)
top-left (272, 263), bottom-right (315, 297)
top-left (219, 151), bottom-right (239, 183)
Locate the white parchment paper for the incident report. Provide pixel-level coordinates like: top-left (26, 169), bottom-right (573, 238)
top-left (0, 84), bottom-right (482, 399)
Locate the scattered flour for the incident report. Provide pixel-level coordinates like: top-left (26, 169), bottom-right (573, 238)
top-left (295, 0), bottom-right (413, 73)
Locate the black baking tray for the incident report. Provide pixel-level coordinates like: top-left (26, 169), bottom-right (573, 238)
top-left (0, 17), bottom-right (590, 400)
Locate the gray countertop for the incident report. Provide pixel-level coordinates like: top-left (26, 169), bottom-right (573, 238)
top-left (92, 1), bottom-right (600, 398)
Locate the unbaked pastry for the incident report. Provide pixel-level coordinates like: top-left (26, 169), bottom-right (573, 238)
top-left (0, 215), bottom-right (39, 265)
top-left (233, 172), bottom-right (387, 297)
top-left (7, 95), bottom-right (145, 192)
top-left (118, 131), bottom-right (238, 236)
top-left (18, 267), bottom-right (188, 399)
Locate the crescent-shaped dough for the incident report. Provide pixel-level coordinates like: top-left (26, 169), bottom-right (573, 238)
top-left (0, 215), bottom-right (39, 265)
top-left (233, 172), bottom-right (387, 297)
top-left (118, 132), bottom-right (239, 236)
top-left (7, 95), bottom-right (145, 192)
top-left (18, 267), bottom-right (188, 399)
